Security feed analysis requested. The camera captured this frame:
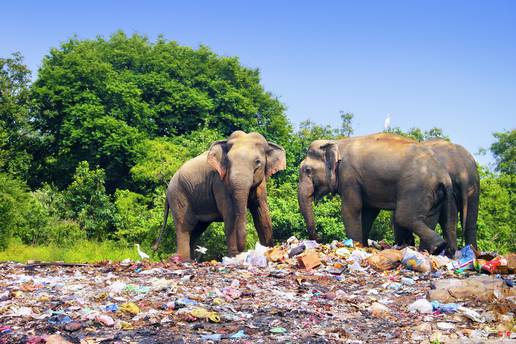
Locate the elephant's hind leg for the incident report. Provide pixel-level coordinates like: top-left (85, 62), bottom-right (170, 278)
top-left (190, 222), bottom-right (210, 259)
top-left (171, 197), bottom-right (197, 261)
top-left (394, 201), bottom-right (446, 255)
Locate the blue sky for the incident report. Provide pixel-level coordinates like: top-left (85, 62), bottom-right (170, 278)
top-left (2, 1), bottom-right (515, 166)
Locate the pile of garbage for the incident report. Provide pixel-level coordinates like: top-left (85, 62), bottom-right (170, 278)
top-left (0, 238), bottom-right (514, 343)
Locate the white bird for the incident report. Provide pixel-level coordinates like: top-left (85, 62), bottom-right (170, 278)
top-left (195, 245), bottom-right (208, 255)
top-left (384, 113), bottom-right (392, 131)
top-left (135, 244), bottom-right (150, 260)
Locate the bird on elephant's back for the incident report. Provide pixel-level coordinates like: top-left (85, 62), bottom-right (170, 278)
top-left (152, 130), bottom-right (286, 261)
top-left (297, 133), bottom-right (458, 257)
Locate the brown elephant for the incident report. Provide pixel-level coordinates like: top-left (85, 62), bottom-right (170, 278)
top-left (298, 133), bottom-right (457, 256)
top-left (152, 131), bottom-right (286, 260)
top-left (394, 139), bottom-right (480, 249)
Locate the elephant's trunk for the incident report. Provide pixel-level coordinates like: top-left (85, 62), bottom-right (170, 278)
top-left (229, 173), bottom-right (252, 253)
top-left (298, 174), bottom-right (317, 240)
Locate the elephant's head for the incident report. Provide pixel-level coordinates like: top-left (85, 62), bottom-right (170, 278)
top-left (207, 131), bottom-right (286, 250)
top-left (298, 140), bottom-right (340, 240)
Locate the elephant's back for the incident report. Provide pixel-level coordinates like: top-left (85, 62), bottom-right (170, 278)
top-left (172, 152), bottom-right (216, 195)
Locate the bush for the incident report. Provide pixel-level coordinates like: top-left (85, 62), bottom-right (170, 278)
top-left (64, 161), bottom-right (116, 239)
top-left (476, 168), bottom-right (515, 253)
top-left (0, 173), bottom-right (29, 249)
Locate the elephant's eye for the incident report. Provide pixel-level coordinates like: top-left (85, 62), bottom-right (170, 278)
top-left (255, 159), bottom-right (262, 166)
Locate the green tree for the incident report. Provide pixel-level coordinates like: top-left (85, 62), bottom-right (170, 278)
top-left (337, 111), bottom-right (354, 137)
top-left (0, 53), bottom-right (33, 179)
top-left (386, 126), bottom-right (449, 141)
top-left (491, 129), bottom-right (515, 175)
top-left (30, 32), bottom-right (292, 191)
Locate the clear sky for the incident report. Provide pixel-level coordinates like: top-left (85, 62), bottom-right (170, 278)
top-left (2, 1), bottom-right (515, 166)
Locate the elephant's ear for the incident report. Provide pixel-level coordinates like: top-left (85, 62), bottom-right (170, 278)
top-left (207, 140), bottom-right (227, 179)
top-left (266, 142), bottom-right (286, 177)
top-left (321, 142), bottom-right (340, 191)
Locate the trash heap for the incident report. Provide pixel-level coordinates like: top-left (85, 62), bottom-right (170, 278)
top-left (0, 238), bottom-right (514, 343)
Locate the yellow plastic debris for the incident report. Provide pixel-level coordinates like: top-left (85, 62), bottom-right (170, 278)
top-left (190, 307), bottom-right (220, 323)
top-left (120, 302), bottom-right (140, 315)
top-left (95, 292), bottom-right (108, 301)
top-left (119, 320), bottom-right (133, 330)
top-left (212, 297), bottom-right (224, 305)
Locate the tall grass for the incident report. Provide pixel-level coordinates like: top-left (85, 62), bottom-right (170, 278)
top-left (0, 238), bottom-right (150, 263)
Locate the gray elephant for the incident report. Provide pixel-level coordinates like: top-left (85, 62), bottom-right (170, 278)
top-left (152, 131), bottom-right (286, 260)
top-left (395, 139), bottom-right (480, 249)
top-left (297, 133), bottom-right (457, 256)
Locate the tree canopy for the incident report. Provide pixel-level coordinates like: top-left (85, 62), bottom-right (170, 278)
top-left (31, 32), bottom-right (292, 190)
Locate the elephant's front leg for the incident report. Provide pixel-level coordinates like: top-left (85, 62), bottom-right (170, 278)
top-left (340, 185), bottom-right (365, 245)
top-left (249, 182), bottom-right (273, 247)
top-left (224, 219), bottom-right (239, 256)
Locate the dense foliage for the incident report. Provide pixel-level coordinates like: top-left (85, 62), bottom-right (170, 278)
top-left (0, 32), bottom-right (514, 260)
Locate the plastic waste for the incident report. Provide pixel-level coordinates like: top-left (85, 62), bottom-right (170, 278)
top-left (175, 297), bottom-right (198, 308)
top-left (229, 330), bottom-right (247, 339)
top-left (450, 245), bottom-right (476, 270)
top-left (288, 244), bottom-right (306, 258)
top-left (349, 261), bottom-right (365, 272)
top-left (0, 326), bottom-right (12, 334)
top-left (369, 302), bottom-right (390, 317)
top-left (120, 302), bottom-right (140, 315)
top-left (302, 240), bottom-right (319, 249)
top-left (48, 314), bottom-right (72, 325)
top-left (190, 307), bottom-right (220, 322)
top-left (482, 256), bottom-right (507, 274)
top-left (436, 322), bottom-right (455, 330)
top-left (246, 242), bottom-right (268, 267)
top-left (431, 301), bottom-right (458, 313)
top-left (270, 326), bottom-right (287, 334)
top-left (335, 247), bottom-right (350, 258)
top-left (95, 314), bottom-right (115, 327)
top-left (104, 304), bottom-right (119, 312)
top-left (200, 333), bottom-right (222, 341)
top-left (458, 306), bottom-right (485, 323)
top-left (401, 277), bottom-right (415, 286)
top-left (125, 284), bottom-right (150, 293)
top-left (408, 299), bottom-right (433, 314)
top-left (64, 321), bottom-right (81, 332)
top-left (109, 281), bottom-right (127, 294)
top-left (401, 248), bottom-right (432, 273)
top-left (222, 251), bottom-right (249, 266)
top-left (344, 238), bottom-right (354, 247)
top-left (367, 249), bottom-right (403, 271)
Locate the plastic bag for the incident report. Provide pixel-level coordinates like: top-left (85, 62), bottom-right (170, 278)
top-left (366, 249), bottom-right (403, 271)
top-left (450, 245), bottom-right (476, 270)
top-left (401, 248), bottom-right (432, 273)
top-left (408, 299), bottom-right (433, 313)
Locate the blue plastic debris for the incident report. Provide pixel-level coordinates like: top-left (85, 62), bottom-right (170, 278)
top-left (230, 330), bottom-right (247, 339)
top-left (200, 333), bottom-right (222, 341)
top-left (104, 304), bottom-right (119, 312)
top-left (431, 301), bottom-right (459, 313)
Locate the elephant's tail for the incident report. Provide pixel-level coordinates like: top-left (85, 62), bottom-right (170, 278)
top-left (152, 197), bottom-right (169, 251)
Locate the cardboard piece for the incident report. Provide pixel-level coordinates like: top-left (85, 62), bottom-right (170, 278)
top-left (297, 251), bottom-right (321, 270)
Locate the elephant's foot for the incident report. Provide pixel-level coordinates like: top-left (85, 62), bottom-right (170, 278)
top-left (419, 237), bottom-right (447, 256)
top-left (226, 248), bottom-right (239, 257)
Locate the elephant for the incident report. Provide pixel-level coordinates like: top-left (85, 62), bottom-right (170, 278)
top-left (297, 133), bottom-right (457, 256)
top-left (152, 131), bottom-right (286, 260)
top-left (394, 139), bottom-right (480, 249)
